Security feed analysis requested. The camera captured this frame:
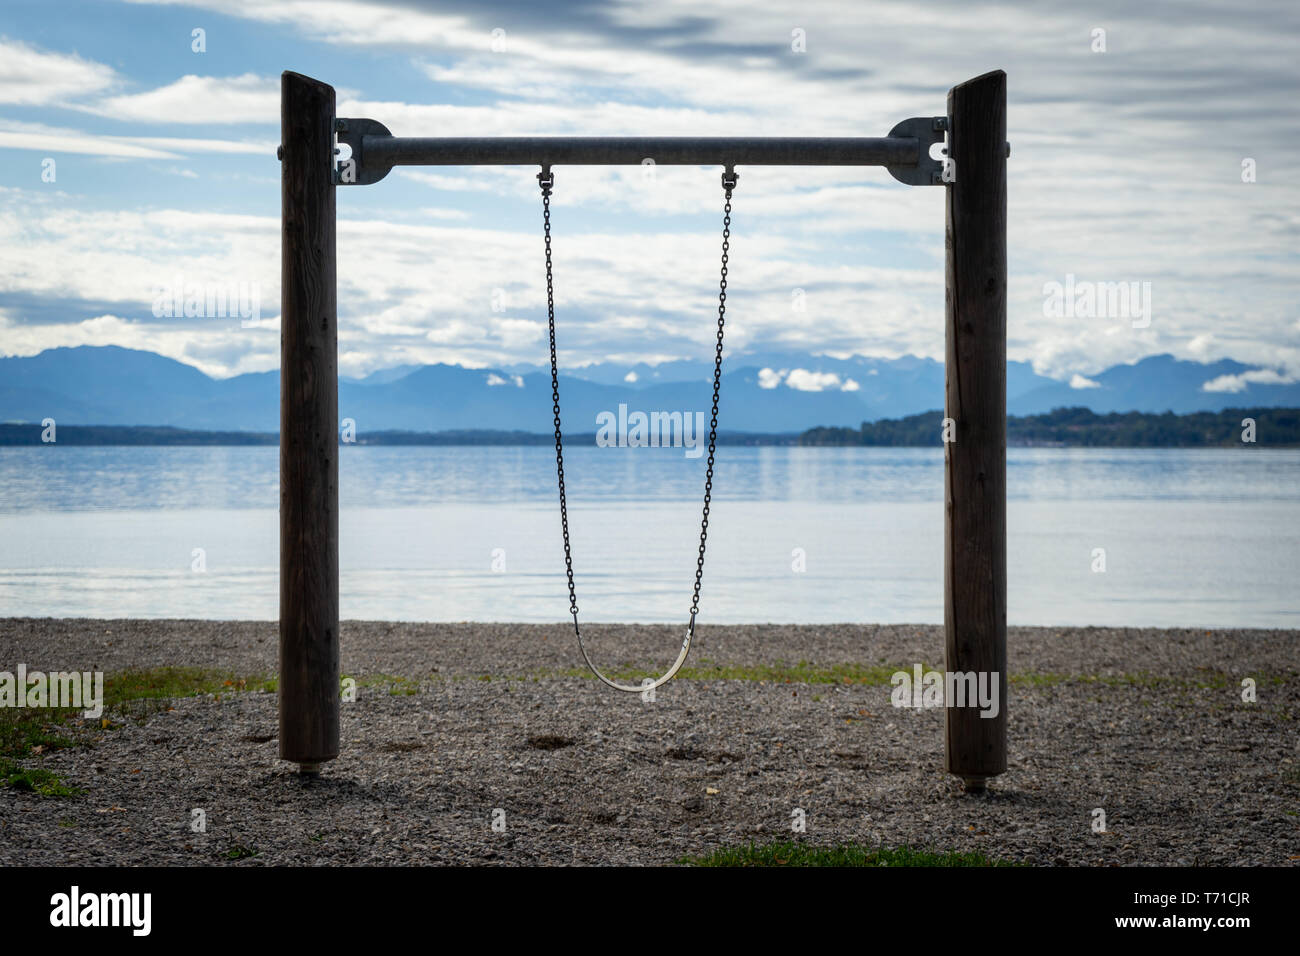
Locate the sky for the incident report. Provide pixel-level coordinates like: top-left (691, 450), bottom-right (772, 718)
top-left (0, 0), bottom-right (1296, 389)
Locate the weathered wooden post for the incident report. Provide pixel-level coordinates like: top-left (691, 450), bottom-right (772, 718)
top-left (943, 70), bottom-right (1008, 792)
top-left (279, 71), bottom-right (339, 774)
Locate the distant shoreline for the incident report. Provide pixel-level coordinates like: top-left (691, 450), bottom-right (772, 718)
top-left (1, 405), bottom-right (1297, 447)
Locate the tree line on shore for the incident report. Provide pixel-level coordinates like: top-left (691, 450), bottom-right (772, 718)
top-left (799, 406), bottom-right (1300, 446)
top-left (1, 406), bottom-right (1296, 446)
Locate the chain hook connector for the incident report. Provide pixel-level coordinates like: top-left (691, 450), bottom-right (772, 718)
top-left (538, 164), bottom-right (554, 192)
top-left (721, 165), bottom-right (738, 191)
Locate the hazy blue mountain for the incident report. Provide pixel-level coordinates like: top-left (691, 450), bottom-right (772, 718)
top-left (0, 346), bottom-right (219, 427)
top-left (1, 345), bottom-right (1296, 434)
top-left (341, 364), bottom-right (423, 386)
top-left (1008, 354), bottom-right (1300, 415)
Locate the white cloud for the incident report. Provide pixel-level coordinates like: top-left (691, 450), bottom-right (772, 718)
top-left (1069, 374), bottom-right (1101, 389)
top-left (91, 73), bottom-right (279, 124)
top-left (623, 371), bottom-right (638, 383)
top-left (129, 135), bottom-right (274, 155)
top-left (1202, 369), bottom-right (1296, 393)
top-left (785, 369), bottom-right (844, 392)
top-left (0, 197), bottom-right (279, 347)
top-left (0, 118), bottom-right (273, 158)
top-left (0, 311), bottom-right (279, 378)
top-left (490, 317), bottom-right (545, 348)
top-left (757, 367), bottom-right (785, 389)
top-left (0, 119), bottom-right (179, 159)
top-left (0, 39), bottom-right (116, 105)
top-left (419, 207), bottom-right (471, 221)
top-left (15, 0), bottom-right (1300, 382)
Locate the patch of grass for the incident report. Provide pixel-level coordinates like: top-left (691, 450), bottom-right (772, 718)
top-left (0, 704), bottom-right (84, 800)
top-left (224, 844), bottom-right (259, 860)
top-left (0, 666), bottom-right (273, 799)
top-left (103, 667), bottom-right (275, 724)
top-left (105, 666), bottom-right (275, 707)
top-left (0, 710), bottom-right (78, 758)
top-left (535, 661), bottom-right (1293, 692)
top-left (350, 673), bottom-right (421, 696)
top-left (546, 659), bottom-right (914, 686)
top-left (0, 758), bottom-right (83, 797)
top-left (1009, 671), bottom-right (1169, 689)
top-left (681, 841), bottom-right (1016, 867)
top-left (1010, 670), bottom-right (1292, 690)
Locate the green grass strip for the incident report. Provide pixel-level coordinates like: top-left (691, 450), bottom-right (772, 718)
top-left (681, 841), bottom-right (1016, 867)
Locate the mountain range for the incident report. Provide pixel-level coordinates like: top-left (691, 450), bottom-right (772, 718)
top-left (1, 346), bottom-right (1297, 434)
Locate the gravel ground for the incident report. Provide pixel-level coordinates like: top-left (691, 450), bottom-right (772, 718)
top-left (1, 618), bottom-right (1297, 866)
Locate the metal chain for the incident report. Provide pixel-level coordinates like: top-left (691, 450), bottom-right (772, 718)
top-left (690, 166), bottom-right (736, 627)
top-left (541, 164), bottom-right (736, 683)
top-left (539, 166), bottom-right (578, 619)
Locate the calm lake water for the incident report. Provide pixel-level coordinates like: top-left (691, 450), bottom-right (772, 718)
top-left (0, 446), bottom-right (1296, 627)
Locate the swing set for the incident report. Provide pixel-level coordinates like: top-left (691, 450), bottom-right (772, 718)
top-left (278, 70), bottom-right (1009, 791)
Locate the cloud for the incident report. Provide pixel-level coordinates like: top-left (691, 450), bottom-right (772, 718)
top-left (90, 73), bottom-right (279, 124)
top-left (0, 311), bottom-right (279, 378)
top-left (0, 118), bottom-right (273, 158)
top-left (128, 135), bottom-right (274, 155)
top-left (14, 0), bottom-right (1300, 382)
top-left (0, 39), bottom-right (116, 105)
top-left (490, 317), bottom-right (545, 348)
top-left (418, 207), bottom-right (471, 221)
top-left (0, 196), bottom-right (280, 344)
top-left (1201, 369), bottom-right (1296, 393)
top-left (0, 119), bottom-right (180, 158)
top-left (786, 368), bottom-right (849, 392)
top-left (1069, 374), bottom-right (1101, 389)
top-left (757, 367), bottom-right (860, 392)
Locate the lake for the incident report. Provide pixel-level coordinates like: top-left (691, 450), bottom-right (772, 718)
top-left (0, 445), bottom-right (1296, 627)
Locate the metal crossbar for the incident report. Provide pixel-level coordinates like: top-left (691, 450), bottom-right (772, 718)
top-left (332, 116), bottom-right (948, 186)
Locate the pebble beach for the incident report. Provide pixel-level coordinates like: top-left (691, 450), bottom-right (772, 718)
top-left (1, 618), bottom-right (1296, 866)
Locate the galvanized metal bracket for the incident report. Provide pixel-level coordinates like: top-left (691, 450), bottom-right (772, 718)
top-left (334, 117), bottom-right (393, 186)
top-left (886, 116), bottom-right (947, 186)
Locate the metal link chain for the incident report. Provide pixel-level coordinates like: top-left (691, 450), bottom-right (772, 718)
top-left (539, 166), bottom-right (577, 619)
top-left (691, 166), bottom-right (736, 626)
top-left (541, 164), bottom-right (736, 691)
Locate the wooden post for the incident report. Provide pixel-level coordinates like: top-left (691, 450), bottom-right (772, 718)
top-left (943, 70), bottom-right (1007, 792)
top-left (279, 71), bottom-right (339, 773)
